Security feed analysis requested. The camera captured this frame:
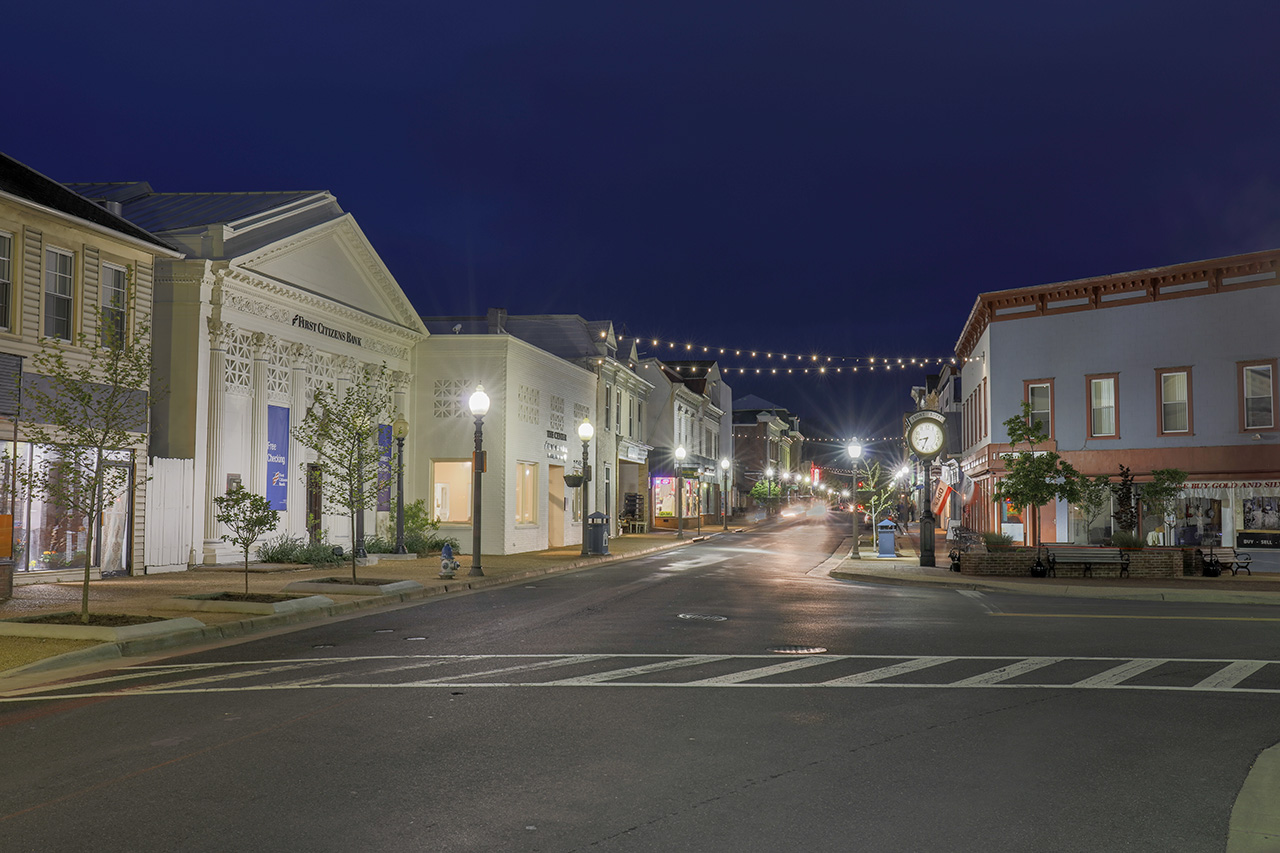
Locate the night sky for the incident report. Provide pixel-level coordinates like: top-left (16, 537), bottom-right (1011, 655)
top-left (7, 2), bottom-right (1279, 459)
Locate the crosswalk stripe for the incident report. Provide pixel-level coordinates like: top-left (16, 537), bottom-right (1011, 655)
top-left (686, 656), bottom-right (842, 685)
top-left (952, 657), bottom-right (1065, 686)
top-left (822, 656), bottom-right (957, 686)
top-left (544, 655), bottom-right (733, 685)
top-left (1194, 660), bottom-right (1269, 690)
top-left (1073, 658), bottom-right (1165, 687)
top-left (404, 654), bottom-right (610, 685)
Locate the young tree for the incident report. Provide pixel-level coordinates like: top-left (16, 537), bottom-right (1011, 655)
top-left (994, 401), bottom-right (1080, 547)
top-left (859, 460), bottom-right (898, 528)
top-left (291, 365), bottom-right (396, 581)
top-left (1138, 467), bottom-right (1188, 544)
top-left (1111, 465), bottom-right (1139, 536)
top-left (749, 478), bottom-right (781, 511)
top-left (212, 485), bottom-right (280, 595)
top-left (1073, 473), bottom-right (1112, 544)
top-left (17, 268), bottom-right (153, 624)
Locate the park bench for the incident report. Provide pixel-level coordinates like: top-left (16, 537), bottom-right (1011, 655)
top-left (1198, 546), bottom-right (1252, 576)
top-left (1046, 544), bottom-right (1130, 578)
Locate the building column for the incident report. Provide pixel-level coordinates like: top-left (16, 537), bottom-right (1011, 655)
top-left (203, 320), bottom-right (234, 560)
top-left (288, 343), bottom-right (311, 540)
top-left (249, 332), bottom-right (270, 497)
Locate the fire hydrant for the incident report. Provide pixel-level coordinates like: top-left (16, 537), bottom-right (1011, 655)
top-left (439, 543), bottom-right (460, 579)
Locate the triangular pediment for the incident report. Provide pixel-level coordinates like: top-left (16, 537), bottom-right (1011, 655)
top-left (233, 214), bottom-right (426, 334)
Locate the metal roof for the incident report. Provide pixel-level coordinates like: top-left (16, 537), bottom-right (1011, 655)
top-left (64, 183), bottom-right (322, 233)
top-left (1, 156), bottom-right (177, 252)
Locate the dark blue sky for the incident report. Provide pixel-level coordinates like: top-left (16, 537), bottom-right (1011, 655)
top-left (7, 1), bottom-right (1279, 448)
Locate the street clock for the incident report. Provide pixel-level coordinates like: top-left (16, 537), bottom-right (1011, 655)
top-left (905, 409), bottom-right (947, 459)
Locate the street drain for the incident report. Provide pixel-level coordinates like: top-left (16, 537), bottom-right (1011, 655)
top-left (768, 645), bottom-right (828, 655)
top-left (678, 613), bottom-right (727, 622)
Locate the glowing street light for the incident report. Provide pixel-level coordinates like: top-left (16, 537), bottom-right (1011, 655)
top-left (676, 445), bottom-right (687, 539)
top-left (578, 418), bottom-right (594, 556)
top-left (467, 384), bottom-right (490, 576)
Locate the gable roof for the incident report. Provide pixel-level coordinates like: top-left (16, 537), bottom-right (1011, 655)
top-left (734, 394), bottom-right (785, 412)
top-left (1, 154), bottom-right (178, 253)
top-left (421, 310), bottom-right (615, 361)
top-left (65, 182), bottom-right (325, 233)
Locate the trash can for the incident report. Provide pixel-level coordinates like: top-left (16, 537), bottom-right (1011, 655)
top-left (877, 519), bottom-right (896, 557)
top-left (586, 511), bottom-right (610, 556)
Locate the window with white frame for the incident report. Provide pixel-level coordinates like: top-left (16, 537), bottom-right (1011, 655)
top-left (1026, 381), bottom-right (1052, 436)
top-left (628, 397), bottom-right (634, 437)
top-left (1157, 369), bottom-right (1190, 434)
top-left (604, 384), bottom-right (612, 430)
top-left (44, 247), bottom-right (74, 340)
top-left (0, 232), bottom-right (11, 330)
top-left (1088, 375), bottom-right (1118, 438)
top-left (615, 388), bottom-right (622, 433)
top-left (1243, 362), bottom-right (1275, 430)
top-left (516, 461), bottom-right (537, 523)
top-left (101, 263), bottom-right (128, 348)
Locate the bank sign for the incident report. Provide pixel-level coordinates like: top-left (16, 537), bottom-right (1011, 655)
top-left (266, 405), bottom-right (289, 510)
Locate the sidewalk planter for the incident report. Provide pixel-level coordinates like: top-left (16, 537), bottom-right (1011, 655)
top-left (959, 549), bottom-right (1181, 579)
top-left (0, 559), bottom-right (12, 602)
top-left (0, 614), bottom-right (206, 642)
top-left (281, 578), bottom-right (425, 596)
top-left (155, 593), bottom-right (335, 615)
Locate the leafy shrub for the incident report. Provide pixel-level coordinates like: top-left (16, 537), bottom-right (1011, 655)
top-left (982, 532), bottom-right (1014, 551)
top-left (297, 539), bottom-right (342, 566)
top-left (257, 533), bottom-right (304, 563)
top-left (1110, 531), bottom-right (1144, 549)
top-left (406, 531), bottom-right (459, 556)
top-left (362, 535), bottom-right (396, 554)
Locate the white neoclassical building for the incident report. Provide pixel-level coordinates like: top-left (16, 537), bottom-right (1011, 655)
top-left (69, 182), bottom-right (426, 567)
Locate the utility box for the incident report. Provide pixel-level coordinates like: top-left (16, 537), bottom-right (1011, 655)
top-left (877, 519), bottom-right (896, 557)
top-left (586, 511), bottom-right (610, 556)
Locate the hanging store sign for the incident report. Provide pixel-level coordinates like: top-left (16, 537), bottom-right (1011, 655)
top-left (265, 405), bottom-right (289, 510)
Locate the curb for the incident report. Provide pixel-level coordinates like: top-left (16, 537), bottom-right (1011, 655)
top-left (829, 569), bottom-right (1280, 605)
top-left (2, 536), bottom-right (698, 680)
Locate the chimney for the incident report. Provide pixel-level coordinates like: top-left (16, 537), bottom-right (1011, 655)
top-left (100, 200), bottom-right (124, 217)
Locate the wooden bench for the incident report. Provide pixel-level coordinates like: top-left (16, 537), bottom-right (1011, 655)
top-left (1046, 545), bottom-right (1130, 578)
top-left (1199, 547), bottom-right (1252, 576)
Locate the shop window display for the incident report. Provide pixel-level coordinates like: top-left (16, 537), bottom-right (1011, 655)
top-left (1174, 498), bottom-right (1222, 547)
top-left (653, 476), bottom-right (696, 518)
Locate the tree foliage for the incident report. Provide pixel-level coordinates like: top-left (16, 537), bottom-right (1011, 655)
top-left (749, 478), bottom-right (781, 507)
top-left (1138, 467), bottom-right (1188, 542)
top-left (290, 365), bottom-right (397, 581)
top-left (213, 485), bottom-right (280, 595)
top-left (857, 460), bottom-right (898, 527)
top-left (1073, 474), bottom-right (1112, 543)
top-left (16, 268), bottom-right (153, 623)
top-left (994, 401), bottom-right (1080, 546)
top-left (1110, 465), bottom-right (1139, 535)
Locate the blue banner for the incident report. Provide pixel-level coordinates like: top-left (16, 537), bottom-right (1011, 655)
top-left (377, 423), bottom-right (392, 512)
top-left (266, 405), bottom-right (289, 510)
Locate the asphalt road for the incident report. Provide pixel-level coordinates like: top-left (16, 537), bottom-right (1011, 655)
top-left (4, 513), bottom-right (1280, 852)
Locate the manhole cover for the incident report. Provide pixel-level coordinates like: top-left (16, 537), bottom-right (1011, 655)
top-left (768, 645), bottom-right (828, 655)
top-left (678, 613), bottom-right (728, 622)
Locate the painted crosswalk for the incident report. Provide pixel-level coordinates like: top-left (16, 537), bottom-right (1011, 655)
top-left (9, 653), bottom-right (1280, 702)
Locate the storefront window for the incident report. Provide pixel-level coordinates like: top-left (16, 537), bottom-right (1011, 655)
top-left (1242, 498), bottom-right (1280, 532)
top-left (516, 462), bottom-right (537, 524)
top-left (1173, 498), bottom-right (1222, 547)
top-left (432, 460), bottom-right (472, 523)
top-left (653, 477), bottom-right (697, 518)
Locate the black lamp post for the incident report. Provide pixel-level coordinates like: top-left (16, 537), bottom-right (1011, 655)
top-left (392, 415), bottom-right (409, 554)
top-left (847, 442), bottom-right (864, 557)
top-left (720, 457), bottom-right (730, 530)
top-left (468, 385), bottom-right (489, 577)
top-left (675, 445), bottom-right (687, 539)
top-left (578, 418), bottom-right (594, 556)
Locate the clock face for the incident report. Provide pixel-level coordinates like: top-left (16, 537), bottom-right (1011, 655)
top-left (909, 421), bottom-right (944, 457)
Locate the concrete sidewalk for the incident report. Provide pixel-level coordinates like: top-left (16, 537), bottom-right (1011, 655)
top-left (832, 522), bottom-right (1280, 606)
top-left (0, 529), bottom-right (710, 681)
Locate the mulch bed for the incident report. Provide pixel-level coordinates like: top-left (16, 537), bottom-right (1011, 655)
top-left (23, 612), bottom-right (165, 627)
top-left (204, 592), bottom-right (301, 604)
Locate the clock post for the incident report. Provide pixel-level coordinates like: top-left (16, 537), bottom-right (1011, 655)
top-left (905, 409), bottom-right (947, 568)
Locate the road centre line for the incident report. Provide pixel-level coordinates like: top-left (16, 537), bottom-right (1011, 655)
top-left (994, 613), bottom-right (1280, 622)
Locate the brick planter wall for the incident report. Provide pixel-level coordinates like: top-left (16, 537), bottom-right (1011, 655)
top-left (959, 549), bottom-right (1181, 579)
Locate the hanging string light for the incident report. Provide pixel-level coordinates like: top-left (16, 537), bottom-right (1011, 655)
top-left (620, 333), bottom-right (967, 369)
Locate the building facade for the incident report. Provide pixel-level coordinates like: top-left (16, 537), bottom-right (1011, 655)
top-left (70, 182), bottom-right (425, 566)
top-left (1, 155), bottom-right (181, 583)
top-left (954, 248), bottom-right (1280, 549)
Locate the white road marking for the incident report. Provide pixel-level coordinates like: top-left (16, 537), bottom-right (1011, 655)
top-left (8, 653), bottom-right (1280, 701)
top-left (1194, 660), bottom-right (1269, 691)
top-left (1073, 658), bottom-right (1165, 687)
top-left (952, 657), bottom-right (1064, 686)
top-left (822, 656), bottom-right (957, 685)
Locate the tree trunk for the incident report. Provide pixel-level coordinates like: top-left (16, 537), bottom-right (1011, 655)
top-left (81, 465), bottom-right (103, 624)
top-left (244, 547), bottom-right (251, 596)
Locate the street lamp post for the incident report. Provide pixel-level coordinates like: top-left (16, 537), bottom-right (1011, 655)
top-left (675, 445), bottom-right (687, 539)
top-left (578, 418), bottom-right (594, 556)
top-left (468, 385), bottom-right (489, 577)
top-left (765, 466), bottom-right (774, 515)
top-left (847, 442), bottom-right (864, 557)
top-left (720, 457), bottom-right (730, 530)
top-left (392, 415), bottom-right (409, 554)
